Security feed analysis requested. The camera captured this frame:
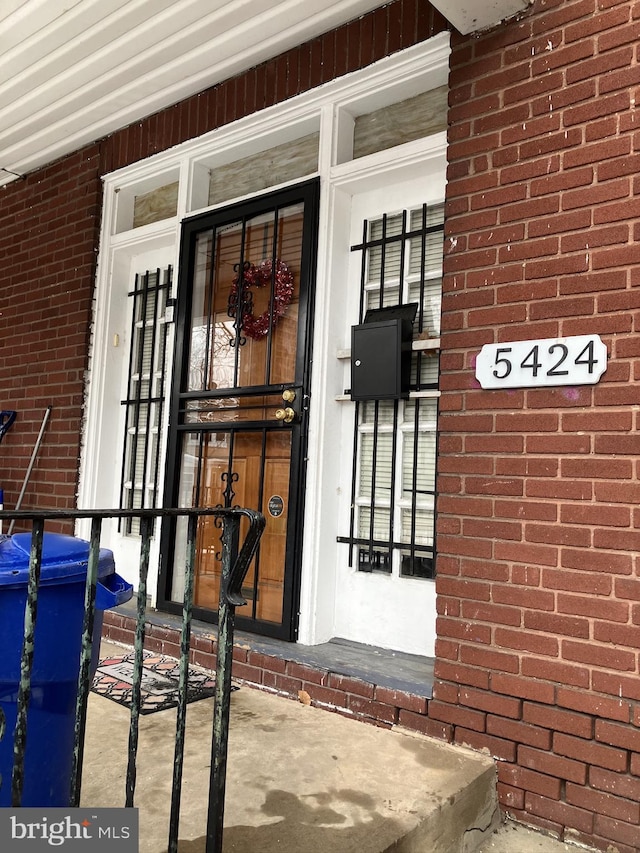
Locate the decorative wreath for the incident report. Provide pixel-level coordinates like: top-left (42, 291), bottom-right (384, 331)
top-left (229, 259), bottom-right (294, 340)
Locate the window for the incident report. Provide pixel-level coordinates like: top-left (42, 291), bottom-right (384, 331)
top-left (119, 266), bottom-right (172, 533)
top-left (340, 204), bottom-right (443, 578)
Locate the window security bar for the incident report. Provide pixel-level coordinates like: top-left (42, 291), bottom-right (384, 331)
top-left (339, 203), bottom-right (443, 578)
top-left (120, 267), bottom-right (172, 534)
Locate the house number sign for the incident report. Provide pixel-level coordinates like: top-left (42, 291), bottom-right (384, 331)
top-left (475, 334), bottom-right (607, 390)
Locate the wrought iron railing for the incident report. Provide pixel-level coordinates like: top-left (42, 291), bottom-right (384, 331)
top-left (0, 506), bottom-right (265, 853)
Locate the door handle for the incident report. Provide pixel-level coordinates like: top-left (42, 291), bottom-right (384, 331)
top-left (275, 407), bottom-right (295, 424)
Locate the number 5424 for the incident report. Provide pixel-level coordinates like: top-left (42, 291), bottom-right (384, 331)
top-left (475, 335), bottom-right (608, 390)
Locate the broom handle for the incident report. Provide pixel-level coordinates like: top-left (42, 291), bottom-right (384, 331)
top-left (8, 406), bottom-right (52, 535)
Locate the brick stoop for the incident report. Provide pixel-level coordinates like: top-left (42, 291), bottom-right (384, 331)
top-left (101, 608), bottom-right (442, 738)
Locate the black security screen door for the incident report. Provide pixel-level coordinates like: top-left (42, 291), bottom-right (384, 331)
top-left (159, 180), bottom-right (319, 640)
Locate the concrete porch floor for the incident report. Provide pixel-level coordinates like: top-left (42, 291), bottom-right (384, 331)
top-left (80, 641), bottom-right (596, 853)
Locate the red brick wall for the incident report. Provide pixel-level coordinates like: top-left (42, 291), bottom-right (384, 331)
top-left (437, 1), bottom-right (640, 849)
top-left (0, 0), bottom-right (447, 520)
top-left (0, 147), bottom-right (102, 529)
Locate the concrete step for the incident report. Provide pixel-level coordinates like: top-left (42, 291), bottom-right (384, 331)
top-left (81, 641), bottom-right (499, 853)
top-left (478, 821), bottom-right (600, 853)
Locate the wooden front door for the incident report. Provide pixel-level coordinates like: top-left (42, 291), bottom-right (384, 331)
top-left (160, 180), bottom-right (319, 639)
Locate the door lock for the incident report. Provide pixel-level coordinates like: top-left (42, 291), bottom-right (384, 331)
top-left (275, 407), bottom-right (295, 424)
top-left (282, 389), bottom-right (296, 403)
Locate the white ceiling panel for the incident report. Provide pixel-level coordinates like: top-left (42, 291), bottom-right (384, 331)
top-left (1, 0), bottom-right (528, 188)
top-left (0, 0), bottom-right (394, 186)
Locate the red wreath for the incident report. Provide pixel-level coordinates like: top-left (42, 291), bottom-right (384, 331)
top-left (229, 259), bottom-right (294, 340)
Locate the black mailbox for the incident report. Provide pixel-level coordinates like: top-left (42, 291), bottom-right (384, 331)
top-left (350, 303), bottom-right (418, 401)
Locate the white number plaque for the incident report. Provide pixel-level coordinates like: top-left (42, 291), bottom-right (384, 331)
top-left (475, 335), bottom-right (607, 390)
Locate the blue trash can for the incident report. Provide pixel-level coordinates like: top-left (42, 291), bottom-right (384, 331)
top-left (0, 532), bottom-right (133, 807)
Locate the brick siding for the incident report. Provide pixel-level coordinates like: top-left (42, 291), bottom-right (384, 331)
top-left (439, 1), bottom-right (640, 849)
top-left (0, 147), bottom-right (103, 531)
top-left (102, 610), bottom-right (434, 733)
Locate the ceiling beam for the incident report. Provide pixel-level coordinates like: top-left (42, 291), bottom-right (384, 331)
top-left (428, 0), bottom-right (532, 34)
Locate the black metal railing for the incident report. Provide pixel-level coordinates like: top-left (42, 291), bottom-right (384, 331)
top-left (0, 506), bottom-right (264, 853)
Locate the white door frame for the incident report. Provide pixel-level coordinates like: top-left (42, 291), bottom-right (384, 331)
top-left (297, 139), bottom-right (446, 655)
top-left (78, 34), bottom-right (450, 648)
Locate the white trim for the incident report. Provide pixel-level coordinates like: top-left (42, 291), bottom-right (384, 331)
top-left (101, 33), bottom-right (450, 196)
top-left (330, 132), bottom-right (448, 191)
top-left (304, 161), bottom-right (446, 652)
top-left (80, 32), bottom-right (451, 650)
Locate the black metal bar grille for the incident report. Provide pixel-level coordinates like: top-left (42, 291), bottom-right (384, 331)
top-left (264, 208), bottom-right (282, 386)
top-left (341, 203), bottom-right (443, 578)
top-left (120, 267), bottom-right (172, 534)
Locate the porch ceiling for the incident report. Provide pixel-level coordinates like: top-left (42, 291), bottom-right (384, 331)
top-left (0, 0), bottom-right (388, 188)
top-left (1, 0), bottom-right (529, 190)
